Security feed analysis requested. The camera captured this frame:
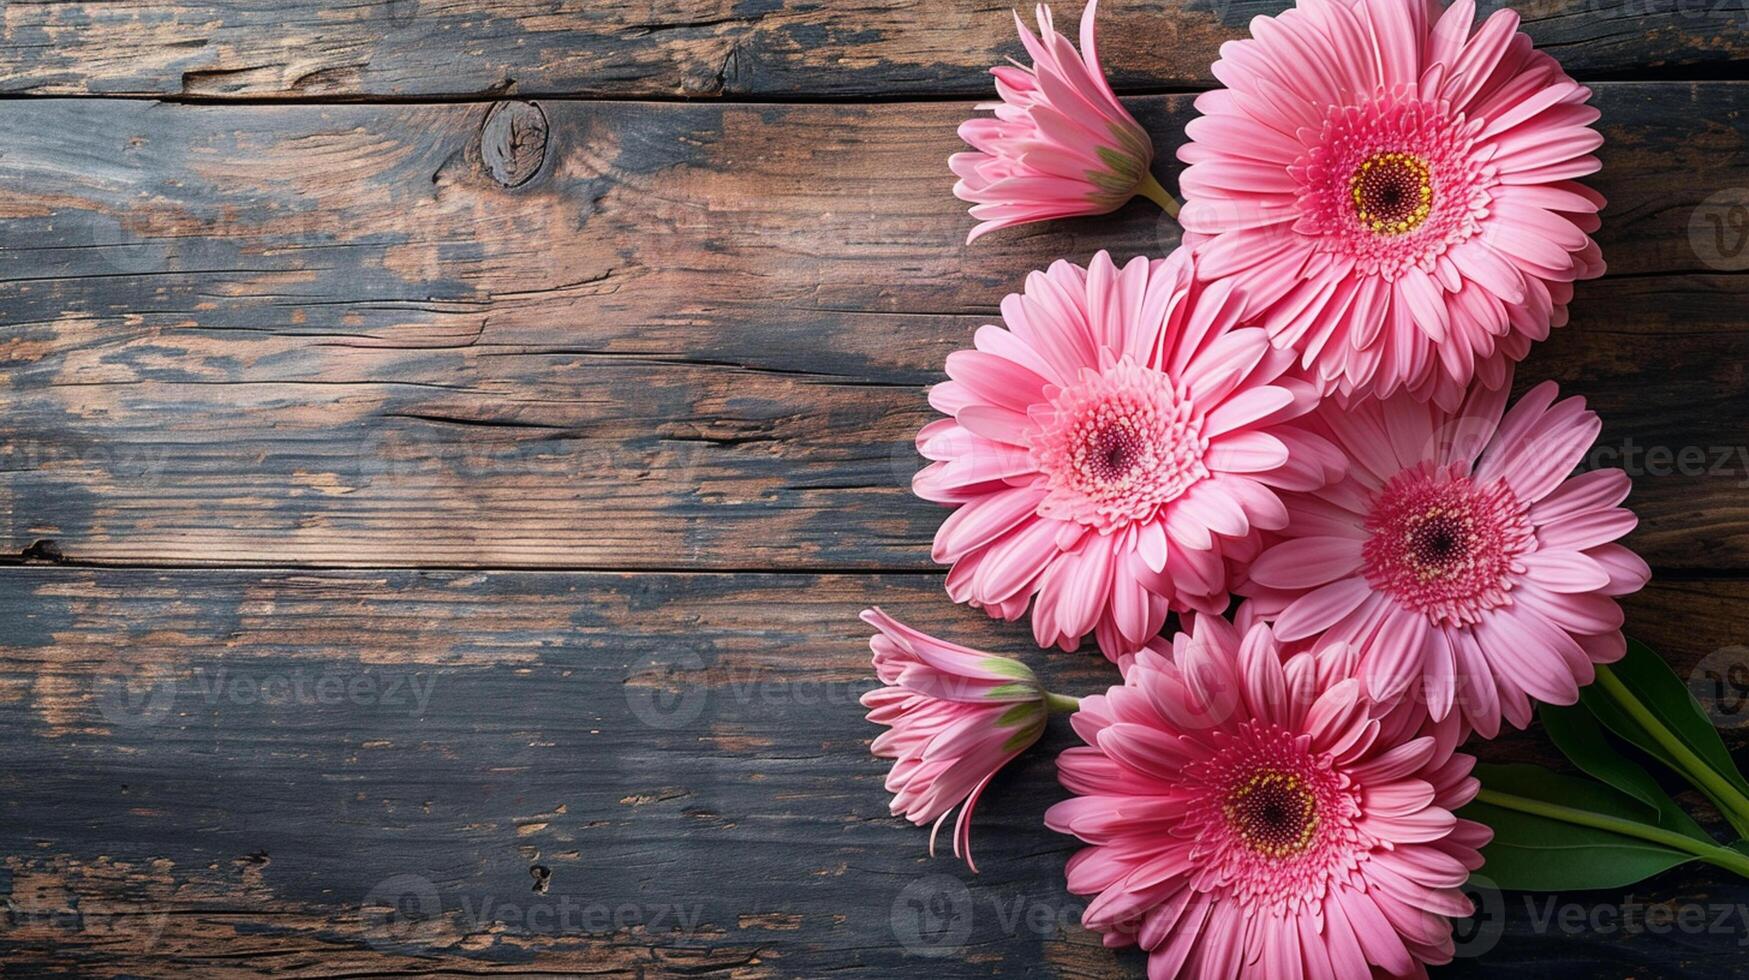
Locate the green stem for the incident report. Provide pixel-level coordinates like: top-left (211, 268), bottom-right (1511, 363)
top-left (1476, 787), bottom-right (1749, 880)
top-left (1594, 664), bottom-right (1749, 831)
top-left (1043, 692), bottom-right (1081, 715)
top-left (1137, 172), bottom-right (1180, 218)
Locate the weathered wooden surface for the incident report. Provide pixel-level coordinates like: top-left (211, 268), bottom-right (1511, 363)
top-left (2, 2), bottom-right (1748, 976)
top-left (0, 0), bottom-right (1744, 99)
top-left (1, 568), bottom-right (1746, 977)
top-left (2, 85), bottom-right (1746, 570)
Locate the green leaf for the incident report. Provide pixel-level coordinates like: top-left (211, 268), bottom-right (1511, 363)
top-left (1464, 763), bottom-right (1698, 891)
top-left (1538, 701), bottom-right (1711, 841)
top-left (1582, 638), bottom-right (1749, 837)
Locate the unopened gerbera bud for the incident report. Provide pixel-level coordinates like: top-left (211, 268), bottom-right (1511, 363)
top-left (859, 607), bottom-right (1067, 872)
top-left (950, 0), bottom-right (1172, 243)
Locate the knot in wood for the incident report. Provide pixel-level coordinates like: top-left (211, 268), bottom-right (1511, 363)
top-left (480, 101), bottom-right (548, 188)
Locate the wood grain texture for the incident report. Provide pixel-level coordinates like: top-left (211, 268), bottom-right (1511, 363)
top-left (1, 567), bottom-right (1746, 977)
top-left (0, 0), bottom-right (1744, 100)
top-left (1, 85), bottom-right (1746, 570)
top-left (3, 5), bottom-right (1748, 977)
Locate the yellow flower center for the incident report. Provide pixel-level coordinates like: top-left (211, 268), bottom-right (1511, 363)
top-left (1351, 152), bottom-right (1433, 236)
top-left (1225, 771), bottom-right (1320, 858)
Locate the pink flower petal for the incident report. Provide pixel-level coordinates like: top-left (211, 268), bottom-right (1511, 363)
top-left (1248, 536), bottom-right (1365, 589)
top-left (1275, 576), bottom-right (1374, 641)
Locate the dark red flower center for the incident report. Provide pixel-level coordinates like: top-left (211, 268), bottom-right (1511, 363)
top-left (1362, 467), bottom-right (1534, 625)
top-left (1032, 360), bottom-right (1209, 531)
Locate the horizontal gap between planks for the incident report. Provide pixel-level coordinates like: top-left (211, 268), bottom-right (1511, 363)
top-left (0, 85), bottom-right (1211, 107)
top-left (0, 72), bottom-right (1743, 108)
top-left (0, 559), bottom-right (1743, 582)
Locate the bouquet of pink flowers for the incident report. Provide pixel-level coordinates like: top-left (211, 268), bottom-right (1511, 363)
top-left (860, 2), bottom-right (1749, 976)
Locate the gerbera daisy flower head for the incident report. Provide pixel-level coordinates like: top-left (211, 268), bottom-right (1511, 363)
top-left (1240, 380), bottom-right (1651, 738)
top-left (951, 0), bottom-right (1167, 243)
top-left (1047, 615), bottom-right (1487, 979)
top-left (913, 249), bottom-right (1344, 663)
top-left (859, 607), bottom-right (1055, 872)
top-left (1177, 0), bottom-right (1607, 408)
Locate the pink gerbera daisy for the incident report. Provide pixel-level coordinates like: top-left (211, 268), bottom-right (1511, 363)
top-left (860, 607), bottom-right (1064, 872)
top-left (1241, 380), bottom-right (1651, 737)
top-left (1177, 0), bottom-right (1606, 408)
top-left (1048, 615), bottom-right (1488, 979)
top-left (951, 1), bottom-right (1172, 243)
top-left (913, 250), bottom-right (1343, 661)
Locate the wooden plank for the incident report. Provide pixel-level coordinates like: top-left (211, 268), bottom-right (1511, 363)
top-left (0, 568), bottom-right (1745, 976)
top-left (1, 86), bottom-right (1745, 570)
top-left (0, 0), bottom-right (1744, 100)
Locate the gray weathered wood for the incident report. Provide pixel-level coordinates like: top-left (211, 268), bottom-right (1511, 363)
top-left (0, 569), bottom-right (1746, 976)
